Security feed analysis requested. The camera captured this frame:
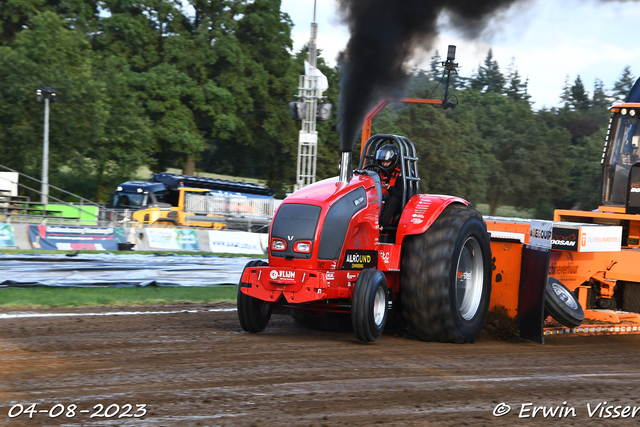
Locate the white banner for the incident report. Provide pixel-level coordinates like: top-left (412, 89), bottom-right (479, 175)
top-left (208, 231), bottom-right (267, 255)
top-left (579, 226), bottom-right (623, 252)
top-left (529, 220), bottom-right (553, 249)
top-left (145, 229), bottom-right (200, 251)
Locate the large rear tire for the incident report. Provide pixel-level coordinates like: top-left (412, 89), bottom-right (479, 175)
top-left (623, 282), bottom-right (640, 313)
top-left (237, 260), bottom-right (273, 333)
top-left (351, 269), bottom-right (389, 342)
top-left (401, 204), bottom-right (492, 343)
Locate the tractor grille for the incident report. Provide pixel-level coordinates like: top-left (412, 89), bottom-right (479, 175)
top-left (270, 204), bottom-right (322, 259)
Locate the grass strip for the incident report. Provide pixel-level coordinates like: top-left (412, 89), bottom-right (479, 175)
top-left (0, 286), bottom-right (237, 308)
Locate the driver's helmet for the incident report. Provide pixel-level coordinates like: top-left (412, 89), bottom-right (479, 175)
top-left (375, 144), bottom-right (399, 171)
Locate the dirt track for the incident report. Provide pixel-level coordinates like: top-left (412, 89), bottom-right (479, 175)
top-left (2, 304), bottom-right (640, 426)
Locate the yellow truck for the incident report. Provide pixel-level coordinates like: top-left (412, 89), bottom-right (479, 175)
top-left (110, 173), bottom-right (275, 231)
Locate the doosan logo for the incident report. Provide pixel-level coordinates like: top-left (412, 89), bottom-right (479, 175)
top-left (552, 240), bottom-right (576, 247)
top-left (270, 270), bottom-right (295, 280)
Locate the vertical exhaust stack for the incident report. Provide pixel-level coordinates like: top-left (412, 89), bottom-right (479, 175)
top-left (339, 151), bottom-right (353, 183)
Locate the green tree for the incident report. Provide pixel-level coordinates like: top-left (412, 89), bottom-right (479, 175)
top-left (470, 49), bottom-right (505, 94)
top-left (612, 66), bottom-right (635, 102)
top-left (0, 0), bottom-right (99, 45)
top-left (570, 75), bottom-right (590, 111)
top-left (462, 90), bottom-right (570, 216)
top-left (504, 59), bottom-right (530, 103)
top-left (0, 11), bottom-right (106, 187)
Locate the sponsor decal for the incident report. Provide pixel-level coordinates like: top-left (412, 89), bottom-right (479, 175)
top-left (29, 225), bottom-right (128, 251)
top-left (412, 213), bottom-right (424, 218)
top-left (269, 270), bottom-right (295, 281)
top-left (0, 224), bottom-right (16, 247)
top-left (347, 272), bottom-right (357, 280)
top-left (578, 226), bottom-right (622, 252)
top-left (551, 227), bottom-right (579, 252)
top-left (326, 272), bottom-right (335, 281)
top-left (380, 251), bottom-right (390, 264)
top-left (457, 271), bottom-right (472, 280)
top-left (342, 250), bottom-right (377, 270)
top-left (353, 196), bottom-right (365, 207)
top-left (410, 218), bottom-right (423, 224)
top-left (631, 188), bottom-right (640, 193)
top-left (530, 220), bottom-right (553, 248)
top-left (530, 228), bottom-right (552, 239)
top-left (548, 262), bottom-right (578, 275)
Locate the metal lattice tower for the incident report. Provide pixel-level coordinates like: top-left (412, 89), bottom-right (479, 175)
top-left (294, 2), bottom-right (320, 192)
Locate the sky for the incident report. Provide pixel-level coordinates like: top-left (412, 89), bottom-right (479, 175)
top-left (281, 0), bottom-right (640, 110)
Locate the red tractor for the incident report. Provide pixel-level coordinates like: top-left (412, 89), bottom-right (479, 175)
top-left (238, 132), bottom-right (493, 343)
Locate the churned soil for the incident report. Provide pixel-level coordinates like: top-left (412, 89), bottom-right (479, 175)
top-left (2, 303), bottom-right (640, 426)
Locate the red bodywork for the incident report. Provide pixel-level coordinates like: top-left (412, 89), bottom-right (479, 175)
top-left (239, 173), bottom-right (468, 312)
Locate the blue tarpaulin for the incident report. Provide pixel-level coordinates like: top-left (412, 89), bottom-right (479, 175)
top-left (0, 253), bottom-right (253, 288)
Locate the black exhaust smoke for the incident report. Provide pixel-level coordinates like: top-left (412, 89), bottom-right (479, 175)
top-left (336, 0), bottom-right (521, 153)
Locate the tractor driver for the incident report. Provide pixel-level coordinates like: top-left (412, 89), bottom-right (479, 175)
top-left (376, 145), bottom-right (404, 230)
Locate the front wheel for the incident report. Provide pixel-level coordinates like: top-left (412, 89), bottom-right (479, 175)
top-left (237, 260), bottom-right (273, 333)
top-left (401, 204), bottom-right (492, 343)
top-left (351, 269), bottom-right (389, 342)
top-left (545, 277), bottom-right (584, 327)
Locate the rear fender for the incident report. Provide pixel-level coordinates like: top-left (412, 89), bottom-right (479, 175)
top-left (395, 195), bottom-right (469, 245)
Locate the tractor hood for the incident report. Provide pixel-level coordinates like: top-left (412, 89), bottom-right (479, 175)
top-left (269, 173), bottom-right (375, 266)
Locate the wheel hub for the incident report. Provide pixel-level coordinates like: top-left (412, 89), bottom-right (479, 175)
top-left (373, 286), bottom-right (386, 326)
top-left (456, 237), bottom-right (484, 321)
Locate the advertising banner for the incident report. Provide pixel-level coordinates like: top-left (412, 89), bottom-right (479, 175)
top-left (578, 226), bottom-right (623, 253)
top-left (146, 228), bottom-right (200, 251)
top-left (207, 230), bottom-right (267, 254)
top-left (551, 227), bottom-right (579, 252)
top-left (0, 224), bottom-right (16, 247)
top-left (28, 225), bottom-right (127, 250)
top-left (529, 220), bottom-right (553, 249)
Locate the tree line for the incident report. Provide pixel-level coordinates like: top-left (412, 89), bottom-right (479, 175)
top-left (0, 1), bottom-right (635, 218)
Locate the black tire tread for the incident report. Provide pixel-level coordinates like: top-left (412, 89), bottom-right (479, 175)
top-left (401, 204), bottom-right (490, 343)
top-left (237, 260), bottom-right (271, 333)
top-left (545, 277), bottom-right (584, 328)
top-left (351, 269), bottom-right (388, 342)
top-left (623, 282), bottom-right (640, 313)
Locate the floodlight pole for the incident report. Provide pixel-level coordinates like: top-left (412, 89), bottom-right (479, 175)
top-left (42, 96), bottom-right (50, 205)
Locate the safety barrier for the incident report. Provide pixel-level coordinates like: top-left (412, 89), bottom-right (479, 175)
top-left (0, 223), bottom-right (268, 254)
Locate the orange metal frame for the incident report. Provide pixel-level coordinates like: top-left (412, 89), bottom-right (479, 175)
top-left (360, 98), bottom-right (443, 155)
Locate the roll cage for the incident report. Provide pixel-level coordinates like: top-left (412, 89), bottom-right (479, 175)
top-left (357, 134), bottom-right (420, 208)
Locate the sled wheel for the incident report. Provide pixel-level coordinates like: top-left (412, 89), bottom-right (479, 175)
top-left (545, 277), bottom-right (585, 328)
top-left (237, 260), bottom-right (273, 333)
top-left (351, 269), bottom-right (389, 342)
top-left (401, 204), bottom-right (492, 343)
top-left (623, 282), bottom-right (640, 313)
